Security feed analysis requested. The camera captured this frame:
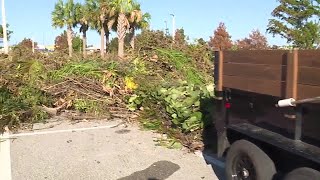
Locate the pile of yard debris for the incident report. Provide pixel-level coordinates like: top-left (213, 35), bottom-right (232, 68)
top-left (0, 54), bottom-right (137, 132)
top-left (0, 43), bottom-right (215, 151)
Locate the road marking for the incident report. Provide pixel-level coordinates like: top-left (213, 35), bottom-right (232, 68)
top-left (9, 123), bottom-right (122, 138)
top-left (0, 128), bottom-right (12, 180)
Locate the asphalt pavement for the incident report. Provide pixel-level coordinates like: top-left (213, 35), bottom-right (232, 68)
top-left (0, 118), bottom-right (224, 180)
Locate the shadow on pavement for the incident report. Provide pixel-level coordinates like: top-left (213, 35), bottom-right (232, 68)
top-left (118, 161), bottom-right (180, 180)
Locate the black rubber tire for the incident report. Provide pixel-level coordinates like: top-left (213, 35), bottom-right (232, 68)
top-left (284, 167), bottom-right (320, 180)
top-left (225, 140), bottom-right (276, 180)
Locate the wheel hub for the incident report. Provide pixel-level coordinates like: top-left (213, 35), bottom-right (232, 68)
top-left (232, 154), bottom-right (256, 180)
top-left (242, 168), bottom-right (250, 178)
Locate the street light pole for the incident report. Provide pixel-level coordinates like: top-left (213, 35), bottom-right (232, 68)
top-left (32, 37), bottom-right (35, 53)
top-left (1, 0), bottom-right (8, 54)
top-left (164, 20), bottom-right (169, 36)
top-left (170, 14), bottom-right (175, 42)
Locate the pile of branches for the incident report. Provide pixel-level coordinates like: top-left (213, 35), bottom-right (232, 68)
top-left (44, 77), bottom-right (114, 103)
top-left (41, 76), bottom-right (130, 117)
top-left (0, 54), bottom-right (140, 132)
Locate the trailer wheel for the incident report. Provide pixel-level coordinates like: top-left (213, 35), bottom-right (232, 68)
top-left (225, 140), bottom-right (276, 180)
top-left (284, 167), bottom-right (320, 180)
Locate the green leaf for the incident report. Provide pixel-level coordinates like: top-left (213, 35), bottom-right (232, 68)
top-left (183, 97), bottom-right (198, 107)
top-left (171, 93), bottom-right (180, 100)
top-left (172, 118), bottom-right (180, 125)
top-left (187, 116), bottom-right (198, 123)
top-left (134, 99), bottom-right (142, 105)
top-left (182, 122), bottom-right (189, 130)
top-left (182, 110), bottom-right (192, 118)
top-left (164, 97), bottom-right (171, 103)
top-left (129, 95), bottom-right (138, 103)
top-left (166, 106), bottom-right (174, 114)
top-left (171, 113), bottom-right (177, 119)
top-left (159, 88), bottom-right (167, 94)
top-left (170, 141), bottom-right (183, 149)
top-left (194, 100), bottom-right (200, 107)
top-left (191, 112), bottom-right (202, 120)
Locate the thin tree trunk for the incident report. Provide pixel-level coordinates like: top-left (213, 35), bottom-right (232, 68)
top-left (129, 28), bottom-right (135, 50)
top-left (105, 30), bottom-right (110, 54)
top-left (100, 26), bottom-right (105, 59)
top-left (117, 13), bottom-right (127, 59)
top-left (66, 26), bottom-right (73, 57)
top-left (83, 30), bottom-right (87, 58)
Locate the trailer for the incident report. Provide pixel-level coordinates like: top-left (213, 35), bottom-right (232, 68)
top-left (214, 50), bottom-right (320, 180)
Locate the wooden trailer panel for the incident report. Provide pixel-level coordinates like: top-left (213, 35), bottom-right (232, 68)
top-left (214, 50), bottom-right (320, 144)
top-left (216, 50), bottom-right (320, 99)
top-left (297, 50), bottom-right (320, 99)
top-left (223, 75), bottom-right (285, 97)
top-left (221, 50), bottom-right (287, 97)
top-left (223, 50), bottom-right (287, 65)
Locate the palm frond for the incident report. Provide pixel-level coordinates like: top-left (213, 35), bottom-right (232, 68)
top-left (52, 0), bottom-right (65, 28)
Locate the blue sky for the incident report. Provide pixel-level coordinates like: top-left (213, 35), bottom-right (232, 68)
top-left (2, 0), bottom-right (287, 46)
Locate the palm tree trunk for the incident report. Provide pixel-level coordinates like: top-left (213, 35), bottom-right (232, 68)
top-left (66, 26), bottom-right (73, 57)
top-left (105, 30), bottom-right (110, 54)
top-left (82, 30), bottom-right (87, 58)
top-left (129, 28), bottom-right (135, 50)
top-left (118, 38), bottom-right (124, 59)
top-left (100, 26), bottom-right (105, 58)
top-left (117, 13), bottom-right (127, 59)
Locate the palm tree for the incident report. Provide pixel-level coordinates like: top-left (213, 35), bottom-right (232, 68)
top-left (101, 1), bottom-right (117, 56)
top-left (52, 0), bottom-right (77, 57)
top-left (74, 2), bottom-right (90, 58)
top-left (111, 0), bottom-right (134, 59)
top-left (88, 0), bottom-right (115, 58)
top-left (128, 3), bottom-right (150, 50)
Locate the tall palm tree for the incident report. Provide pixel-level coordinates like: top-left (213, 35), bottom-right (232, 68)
top-left (74, 2), bottom-right (90, 58)
top-left (88, 0), bottom-right (114, 58)
top-left (52, 0), bottom-right (77, 57)
top-left (101, 1), bottom-right (117, 55)
top-left (128, 3), bottom-right (150, 50)
top-left (111, 0), bottom-right (134, 59)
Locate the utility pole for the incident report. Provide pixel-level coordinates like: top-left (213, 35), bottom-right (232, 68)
top-left (170, 14), bottom-right (175, 42)
top-left (1, 0), bottom-right (9, 54)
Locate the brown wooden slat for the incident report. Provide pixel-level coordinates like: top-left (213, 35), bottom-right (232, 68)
top-left (218, 51), bottom-right (224, 91)
top-left (298, 67), bottom-right (320, 86)
top-left (297, 84), bottom-right (320, 99)
top-left (223, 75), bottom-right (285, 97)
top-left (286, 50), bottom-right (298, 99)
top-left (223, 63), bottom-right (284, 81)
top-left (224, 50), bottom-right (288, 65)
top-left (298, 50), bottom-right (320, 68)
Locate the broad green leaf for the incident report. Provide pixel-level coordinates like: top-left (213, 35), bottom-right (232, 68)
top-left (134, 99), bottom-right (142, 105)
top-left (171, 113), bottom-right (177, 119)
top-left (191, 112), bottom-right (202, 120)
top-left (172, 118), bottom-right (180, 125)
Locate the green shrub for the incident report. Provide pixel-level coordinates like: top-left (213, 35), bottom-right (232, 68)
top-left (0, 86), bottom-right (52, 131)
top-left (155, 83), bottom-right (213, 132)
